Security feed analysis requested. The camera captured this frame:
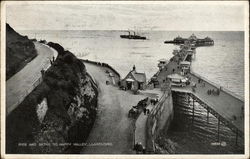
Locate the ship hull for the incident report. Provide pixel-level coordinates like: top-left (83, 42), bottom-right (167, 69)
top-left (120, 35), bottom-right (146, 40)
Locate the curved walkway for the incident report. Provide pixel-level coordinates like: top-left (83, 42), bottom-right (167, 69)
top-left (6, 42), bottom-right (57, 115)
top-left (81, 63), bottom-right (149, 154)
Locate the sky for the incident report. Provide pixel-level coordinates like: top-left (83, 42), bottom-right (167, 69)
top-left (6, 2), bottom-right (247, 31)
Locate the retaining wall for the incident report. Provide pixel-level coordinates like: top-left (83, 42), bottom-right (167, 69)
top-left (145, 90), bottom-right (174, 152)
top-left (81, 59), bottom-right (121, 79)
top-left (7, 43), bottom-right (58, 115)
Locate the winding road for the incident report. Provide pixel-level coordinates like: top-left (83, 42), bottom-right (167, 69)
top-left (6, 42), bottom-right (57, 115)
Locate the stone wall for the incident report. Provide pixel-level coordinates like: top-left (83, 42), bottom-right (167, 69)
top-left (146, 90), bottom-right (174, 152)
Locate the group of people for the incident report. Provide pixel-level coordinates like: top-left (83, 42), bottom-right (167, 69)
top-left (134, 142), bottom-right (146, 154)
top-left (150, 98), bottom-right (159, 105)
top-left (143, 108), bottom-right (150, 115)
top-left (198, 78), bottom-right (206, 87)
top-left (207, 89), bottom-right (220, 96)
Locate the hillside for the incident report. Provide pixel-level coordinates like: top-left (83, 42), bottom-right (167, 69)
top-left (6, 23), bottom-right (37, 80)
top-left (6, 40), bottom-right (98, 153)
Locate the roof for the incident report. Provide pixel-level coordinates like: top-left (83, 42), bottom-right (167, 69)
top-left (180, 61), bottom-right (191, 65)
top-left (167, 73), bottom-right (185, 80)
top-left (126, 78), bottom-right (134, 82)
top-left (158, 58), bottom-right (168, 62)
top-left (131, 71), bottom-right (146, 83)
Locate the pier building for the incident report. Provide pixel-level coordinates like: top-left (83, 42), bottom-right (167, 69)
top-left (121, 65), bottom-right (147, 91)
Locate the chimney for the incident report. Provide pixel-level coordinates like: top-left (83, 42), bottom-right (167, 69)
top-left (133, 65), bottom-right (136, 71)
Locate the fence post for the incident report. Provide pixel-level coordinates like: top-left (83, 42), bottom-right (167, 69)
top-left (207, 107), bottom-right (209, 123)
top-left (217, 117), bottom-right (220, 142)
top-left (235, 130), bottom-right (238, 146)
top-left (192, 97), bottom-right (195, 125)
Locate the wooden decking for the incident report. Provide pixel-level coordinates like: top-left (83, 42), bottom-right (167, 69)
top-left (171, 72), bottom-right (244, 133)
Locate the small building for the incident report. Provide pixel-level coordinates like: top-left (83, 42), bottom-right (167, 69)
top-left (180, 61), bottom-right (191, 75)
top-left (188, 33), bottom-right (198, 42)
top-left (172, 49), bottom-right (179, 56)
top-left (121, 65), bottom-right (146, 91)
top-left (167, 73), bottom-right (188, 87)
top-left (158, 58), bottom-right (168, 70)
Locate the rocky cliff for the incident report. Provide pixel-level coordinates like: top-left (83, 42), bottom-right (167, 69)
top-left (6, 23), bottom-right (37, 80)
top-left (6, 35), bottom-right (98, 153)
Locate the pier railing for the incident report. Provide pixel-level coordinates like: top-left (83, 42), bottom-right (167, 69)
top-left (189, 70), bottom-right (244, 102)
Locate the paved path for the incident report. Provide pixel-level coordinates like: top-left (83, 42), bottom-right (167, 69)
top-left (134, 88), bottom-right (163, 148)
top-left (6, 42), bottom-right (57, 115)
top-left (81, 63), bottom-right (147, 154)
top-left (134, 104), bottom-right (153, 148)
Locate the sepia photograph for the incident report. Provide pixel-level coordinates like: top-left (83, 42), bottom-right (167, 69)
top-left (1, 1), bottom-right (249, 158)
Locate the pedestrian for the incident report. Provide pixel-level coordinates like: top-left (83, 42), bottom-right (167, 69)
top-left (138, 143), bottom-right (144, 152)
top-left (192, 87), bottom-right (195, 92)
top-left (207, 89), bottom-right (211, 95)
top-left (134, 142), bottom-right (139, 153)
top-left (217, 89), bottom-right (220, 96)
top-left (212, 89), bottom-right (215, 95)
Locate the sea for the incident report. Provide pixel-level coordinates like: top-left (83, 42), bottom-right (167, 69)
top-left (19, 30), bottom-right (245, 153)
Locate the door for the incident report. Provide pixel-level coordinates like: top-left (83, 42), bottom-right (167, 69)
top-left (127, 82), bottom-right (132, 90)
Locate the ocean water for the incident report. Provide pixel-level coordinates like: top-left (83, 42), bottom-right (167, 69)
top-left (19, 30), bottom-right (244, 98)
top-left (19, 30), bottom-right (245, 153)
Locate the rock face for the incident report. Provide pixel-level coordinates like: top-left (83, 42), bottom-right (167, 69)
top-left (6, 23), bottom-right (37, 80)
top-left (6, 41), bottom-right (98, 154)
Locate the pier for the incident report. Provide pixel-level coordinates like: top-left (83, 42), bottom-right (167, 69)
top-left (132, 36), bottom-right (244, 153)
top-left (164, 34), bottom-right (214, 46)
top-left (169, 51), bottom-right (243, 131)
top-left (155, 39), bottom-right (244, 147)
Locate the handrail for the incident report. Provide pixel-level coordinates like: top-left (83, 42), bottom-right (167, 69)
top-left (81, 59), bottom-right (121, 79)
top-left (189, 70), bottom-right (244, 102)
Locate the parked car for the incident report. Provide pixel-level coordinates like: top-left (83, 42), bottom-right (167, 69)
top-left (128, 107), bottom-right (139, 118)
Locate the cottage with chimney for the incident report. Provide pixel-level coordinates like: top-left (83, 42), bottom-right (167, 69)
top-left (121, 65), bottom-right (146, 91)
